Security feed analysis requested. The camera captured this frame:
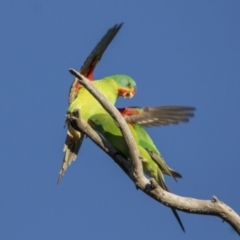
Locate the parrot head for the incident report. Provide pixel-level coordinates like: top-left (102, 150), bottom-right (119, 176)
top-left (110, 75), bottom-right (137, 99)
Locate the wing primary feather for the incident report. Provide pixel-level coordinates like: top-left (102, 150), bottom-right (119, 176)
top-left (122, 106), bottom-right (195, 127)
top-left (68, 23), bottom-right (124, 105)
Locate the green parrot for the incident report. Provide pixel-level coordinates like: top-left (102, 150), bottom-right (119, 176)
top-left (58, 23), bottom-right (195, 230)
top-left (88, 109), bottom-right (194, 232)
top-left (58, 23), bottom-right (124, 184)
top-left (58, 22), bottom-right (195, 184)
top-left (58, 74), bottom-right (137, 184)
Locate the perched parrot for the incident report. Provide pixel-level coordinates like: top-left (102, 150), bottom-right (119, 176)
top-left (58, 75), bottom-right (137, 184)
top-left (58, 22), bottom-right (195, 185)
top-left (58, 23), bottom-right (195, 231)
top-left (58, 23), bottom-right (124, 184)
top-left (88, 109), bottom-right (195, 232)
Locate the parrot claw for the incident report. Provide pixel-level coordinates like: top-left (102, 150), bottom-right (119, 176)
top-left (65, 113), bottom-right (72, 122)
top-left (65, 110), bottom-right (83, 133)
top-left (66, 109), bottom-right (81, 121)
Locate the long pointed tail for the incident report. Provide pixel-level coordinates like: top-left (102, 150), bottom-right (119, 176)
top-left (157, 169), bottom-right (185, 232)
top-left (171, 208), bottom-right (185, 232)
top-left (57, 133), bottom-right (84, 184)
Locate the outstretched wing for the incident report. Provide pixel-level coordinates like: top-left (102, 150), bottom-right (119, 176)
top-left (119, 106), bottom-right (195, 127)
top-left (68, 23), bottom-right (124, 105)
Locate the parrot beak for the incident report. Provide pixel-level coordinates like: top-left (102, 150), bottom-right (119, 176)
top-left (119, 88), bottom-right (136, 98)
top-left (127, 88), bottom-right (136, 99)
top-left (127, 91), bottom-right (134, 99)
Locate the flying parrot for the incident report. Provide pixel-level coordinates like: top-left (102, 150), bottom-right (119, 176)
top-left (58, 23), bottom-right (124, 184)
top-left (88, 109), bottom-right (195, 232)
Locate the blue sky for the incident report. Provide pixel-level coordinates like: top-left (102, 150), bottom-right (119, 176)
top-left (0, 1), bottom-right (240, 239)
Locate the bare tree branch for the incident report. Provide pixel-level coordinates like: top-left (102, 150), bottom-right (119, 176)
top-left (68, 68), bottom-right (240, 235)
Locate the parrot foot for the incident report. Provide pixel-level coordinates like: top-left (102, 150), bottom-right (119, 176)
top-left (66, 109), bottom-right (81, 122)
top-left (66, 110), bottom-right (85, 134)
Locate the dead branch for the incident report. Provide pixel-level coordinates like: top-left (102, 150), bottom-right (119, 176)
top-left (68, 68), bottom-right (240, 235)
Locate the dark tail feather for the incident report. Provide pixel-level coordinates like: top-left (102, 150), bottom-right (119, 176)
top-left (170, 169), bottom-right (182, 179)
top-left (168, 167), bottom-right (182, 182)
top-left (171, 208), bottom-right (185, 232)
top-left (157, 170), bottom-right (185, 232)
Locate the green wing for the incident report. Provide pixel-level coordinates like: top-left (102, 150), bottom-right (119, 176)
top-left (131, 123), bottom-right (182, 180)
top-left (89, 113), bottom-right (185, 232)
